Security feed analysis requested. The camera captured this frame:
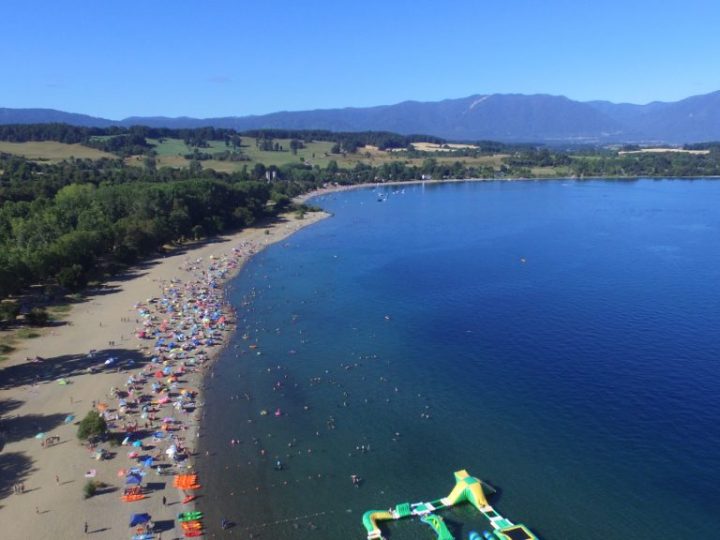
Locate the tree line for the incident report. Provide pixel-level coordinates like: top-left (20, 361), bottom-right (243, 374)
top-left (0, 124), bottom-right (447, 156)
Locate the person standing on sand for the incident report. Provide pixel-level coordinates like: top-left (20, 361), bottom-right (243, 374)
top-left (84, 521), bottom-right (88, 534)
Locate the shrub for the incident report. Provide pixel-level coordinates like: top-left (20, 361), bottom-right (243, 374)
top-left (77, 410), bottom-right (107, 440)
top-left (0, 302), bottom-right (20, 324)
top-left (57, 264), bottom-right (88, 291)
top-left (83, 480), bottom-right (98, 498)
top-left (25, 307), bottom-right (49, 326)
top-left (83, 480), bottom-right (107, 499)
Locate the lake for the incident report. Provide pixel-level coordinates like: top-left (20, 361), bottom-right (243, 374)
top-left (198, 179), bottom-right (720, 539)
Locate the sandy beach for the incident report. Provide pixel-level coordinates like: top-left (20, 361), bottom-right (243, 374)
top-left (0, 211), bottom-right (328, 540)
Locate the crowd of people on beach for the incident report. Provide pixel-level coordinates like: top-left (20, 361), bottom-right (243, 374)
top-left (77, 241), bottom-right (261, 535)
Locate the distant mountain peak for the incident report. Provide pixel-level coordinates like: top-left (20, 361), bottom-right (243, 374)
top-left (2, 90), bottom-right (720, 143)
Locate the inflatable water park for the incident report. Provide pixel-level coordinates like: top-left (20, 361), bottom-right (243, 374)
top-left (362, 470), bottom-right (538, 540)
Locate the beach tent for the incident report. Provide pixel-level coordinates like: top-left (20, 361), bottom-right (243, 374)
top-left (125, 474), bottom-right (142, 485)
top-left (129, 513), bottom-right (151, 527)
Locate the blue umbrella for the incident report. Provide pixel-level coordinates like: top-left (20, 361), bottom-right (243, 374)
top-left (132, 440), bottom-right (143, 448)
top-left (64, 415), bottom-right (75, 424)
top-left (129, 512), bottom-right (151, 527)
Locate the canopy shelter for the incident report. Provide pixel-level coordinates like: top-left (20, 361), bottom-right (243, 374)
top-left (129, 513), bottom-right (151, 527)
top-left (125, 474), bottom-right (142, 485)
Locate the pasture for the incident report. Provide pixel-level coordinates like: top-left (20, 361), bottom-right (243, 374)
top-left (0, 141), bottom-right (114, 162)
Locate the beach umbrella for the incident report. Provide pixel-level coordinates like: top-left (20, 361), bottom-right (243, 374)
top-left (129, 513), bottom-right (151, 527)
top-left (142, 457), bottom-right (154, 468)
top-left (35, 432), bottom-right (45, 439)
top-left (64, 415), bottom-right (74, 424)
top-left (162, 417), bottom-right (174, 423)
top-left (154, 371), bottom-right (164, 379)
top-left (132, 440), bottom-right (143, 448)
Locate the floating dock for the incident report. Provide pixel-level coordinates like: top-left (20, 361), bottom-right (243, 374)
top-left (362, 470), bottom-right (538, 540)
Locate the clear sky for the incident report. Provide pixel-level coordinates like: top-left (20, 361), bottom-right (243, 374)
top-left (3, 0), bottom-right (719, 118)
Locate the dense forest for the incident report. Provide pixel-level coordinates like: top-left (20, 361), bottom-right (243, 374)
top-left (1, 124), bottom-right (720, 304)
top-left (0, 156), bottom-right (274, 299)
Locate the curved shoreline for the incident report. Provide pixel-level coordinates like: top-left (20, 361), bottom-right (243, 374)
top-left (296, 175), bottom-right (720, 204)
top-left (0, 211), bottom-right (329, 540)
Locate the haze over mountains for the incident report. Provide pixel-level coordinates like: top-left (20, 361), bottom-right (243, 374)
top-left (3, 90), bottom-right (720, 144)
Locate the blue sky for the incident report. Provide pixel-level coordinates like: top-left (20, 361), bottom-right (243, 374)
top-left (3, 0), bottom-right (719, 118)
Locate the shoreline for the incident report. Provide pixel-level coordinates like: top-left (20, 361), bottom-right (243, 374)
top-left (296, 174), bottom-right (720, 203)
top-left (0, 210), bottom-right (329, 540)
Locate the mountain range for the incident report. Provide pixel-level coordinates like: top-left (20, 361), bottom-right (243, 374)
top-left (3, 90), bottom-right (720, 144)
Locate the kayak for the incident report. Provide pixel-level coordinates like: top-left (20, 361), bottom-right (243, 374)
top-left (178, 511), bottom-right (203, 521)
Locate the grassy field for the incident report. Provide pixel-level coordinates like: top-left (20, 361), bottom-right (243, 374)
top-left (146, 137), bottom-right (339, 170)
top-left (122, 138), bottom-right (513, 173)
top-left (0, 137), bottom-right (517, 174)
top-left (0, 141), bottom-right (114, 162)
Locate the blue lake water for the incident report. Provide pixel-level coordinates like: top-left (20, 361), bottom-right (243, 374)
top-left (198, 179), bottom-right (720, 539)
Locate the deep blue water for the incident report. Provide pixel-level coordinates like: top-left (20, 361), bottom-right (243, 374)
top-left (198, 179), bottom-right (720, 539)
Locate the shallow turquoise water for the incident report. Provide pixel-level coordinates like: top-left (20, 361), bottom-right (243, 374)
top-left (198, 179), bottom-right (720, 539)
